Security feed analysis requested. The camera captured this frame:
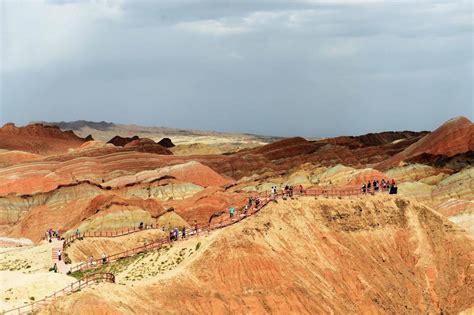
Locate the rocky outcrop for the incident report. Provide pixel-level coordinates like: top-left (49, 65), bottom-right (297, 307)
top-left (157, 138), bottom-right (175, 148)
top-left (101, 161), bottom-right (233, 189)
top-left (107, 135), bottom-right (140, 147)
top-left (123, 138), bottom-right (172, 155)
top-left (163, 186), bottom-right (249, 229)
top-left (0, 123), bottom-right (88, 155)
top-left (378, 117), bottom-right (474, 169)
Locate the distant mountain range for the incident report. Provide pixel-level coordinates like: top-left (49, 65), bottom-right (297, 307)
top-left (40, 120), bottom-right (282, 145)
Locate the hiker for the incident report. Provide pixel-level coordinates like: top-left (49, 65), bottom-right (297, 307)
top-left (367, 181), bottom-right (371, 192)
top-left (102, 253), bottom-right (107, 265)
top-left (169, 230), bottom-right (174, 241)
top-left (194, 221), bottom-right (199, 235)
top-left (362, 183), bottom-right (366, 193)
top-left (53, 263), bottom-right (58, 273)
top-left (75, 228), bottom-right (80, 237)
top-left (230, 207), bottom-right (235, 219)
top-left (139, 222), bottom-right (144, 230)
top-left (182, 226), bottom-right (186, 239)
top-left (299, 185), bottom-right (304, 195)
top-left (57, 249), bottom-right (62, 261)
top-left (255, 197), bottom-right (260, 208)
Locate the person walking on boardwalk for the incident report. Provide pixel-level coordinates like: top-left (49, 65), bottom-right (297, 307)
top-left (102, 253), bottom-right (107, 265)
top-left (230, 207), bottom-right (235, 219)
top-left (194, 220), bottom-right (199, 235)
top-left (182, 226), bottom-right (186, 239)
top-left (57, 249), bottom-right (62, 261)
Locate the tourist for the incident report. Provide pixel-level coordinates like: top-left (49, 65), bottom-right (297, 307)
top-left (139, 222), bottom-right (144, 230)
top-left (57, 249), bottom-right (62, 261)
top-left (88, 256), bottom-right (94, 267)
top-left (230, 207), bottom-right (235, 219)
top-left (75, 228), bottom-right (80, 237)
top-left (53, 263), bottom-right (58, 273)
top-left (182, 226), bottom-right (186, 239)
top-left (169, 229), bottom-right (174, 241)
top-left (362, 183), bottom-right (366, 193)
top-left (299, 185), bottom-right (304, 195)
top-left (367, 181), bottom-right (371, 192)
top-left (102, 253), bottom-right (107, 265)
top-left (255, 197), bottom-right (260, 208)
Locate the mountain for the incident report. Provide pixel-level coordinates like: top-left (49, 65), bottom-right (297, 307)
top-left (378, 117), bottom-right (474, 169)
top-left (0, 123), bottom-right (88, 155)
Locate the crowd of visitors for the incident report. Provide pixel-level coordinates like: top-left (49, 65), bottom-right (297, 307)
top-left (45, 228), bottom-right (60, 243)
top-left (362, 178), bottom-right (397, 194)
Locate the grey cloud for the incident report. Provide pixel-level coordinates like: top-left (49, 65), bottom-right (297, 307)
top-left (0, 0), bottom-right (472, 137)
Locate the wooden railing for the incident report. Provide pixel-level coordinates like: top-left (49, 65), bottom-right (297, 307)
top-left (68, 185), bottom-right (391, 274)
top-left (63, 225), bottom-right (161, 249)
top-left (1, 273), bottom-right (115, 315)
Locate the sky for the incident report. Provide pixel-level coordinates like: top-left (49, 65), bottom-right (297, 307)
top-left (0, 0), bottom-right (472, 137)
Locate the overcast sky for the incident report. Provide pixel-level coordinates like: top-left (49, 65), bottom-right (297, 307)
top-left (0, 0), bottom-right (472, 137)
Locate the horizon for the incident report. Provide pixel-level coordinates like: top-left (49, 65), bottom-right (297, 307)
top-left (3, 117), bottom-right (461, 139)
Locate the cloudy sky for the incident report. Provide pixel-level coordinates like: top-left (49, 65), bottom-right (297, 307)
top-left (0, 0), bottom-right (472, 137)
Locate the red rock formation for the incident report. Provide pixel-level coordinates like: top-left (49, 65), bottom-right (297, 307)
top-left (0, 123), bottom-right (88, 155)
top-left (164, 187), bottom-right (248, 227)
top-left (41, 196), bottom-right (474, 314)
top-left (378, 117), bottom-right (474, 169)
top-left (123, 138), bottom-right (172, 155)
top-left (6, 193), bottom-right (165, 242)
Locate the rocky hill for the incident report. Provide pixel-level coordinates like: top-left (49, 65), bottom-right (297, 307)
top-left (40, 195), bottom-right (474, 314)
top-left (0, 123), bottom-right (88, 155)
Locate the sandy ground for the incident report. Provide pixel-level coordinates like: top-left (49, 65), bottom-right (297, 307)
top-left (0, 239), bottom-right (75, 311)
top-left (0, 239), bottom-right (61, 272)
top-left (0, 271), bottom-right (75, 311)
